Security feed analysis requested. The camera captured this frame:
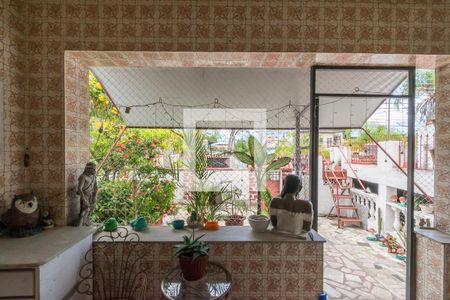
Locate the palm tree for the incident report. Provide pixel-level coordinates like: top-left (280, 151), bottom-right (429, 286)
top-left (233, 135), bottom-right (291, 214)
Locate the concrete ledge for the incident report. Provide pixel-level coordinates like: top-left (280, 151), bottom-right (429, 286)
top-left (0, 226), bottom-right (96, 268)
top-left (95, 226), bottom-right (326, 243)
top-left (415, 227), bottom-right (450, 244)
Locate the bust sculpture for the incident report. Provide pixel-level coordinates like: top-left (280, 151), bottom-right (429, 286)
top-left (269, 174), bottom-right (313, 236)
top-left (77, 162), bottom-right (98, 226)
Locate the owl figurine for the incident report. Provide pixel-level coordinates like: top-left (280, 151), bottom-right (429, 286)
top-left (2, 193), bottom-right (40, 237)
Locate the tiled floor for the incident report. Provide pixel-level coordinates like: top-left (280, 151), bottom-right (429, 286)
top-left (319, 217), bottom-right (406, 300)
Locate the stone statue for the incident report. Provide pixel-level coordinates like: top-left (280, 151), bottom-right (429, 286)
top-left (269, 174), bottom-right (313, 237)
top-left (77, 162), bottom-right (97, 226)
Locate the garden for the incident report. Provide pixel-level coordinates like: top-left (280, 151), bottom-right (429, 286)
top-left (89, 72), bottom-right (292, 227)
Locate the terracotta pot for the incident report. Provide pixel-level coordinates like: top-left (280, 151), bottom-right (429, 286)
top-left (204, 220), bottom-right (219, 230)
top-left (224, 215), bottom-right (245, 226)
top-left (179, 255), bottom-right (209, 281)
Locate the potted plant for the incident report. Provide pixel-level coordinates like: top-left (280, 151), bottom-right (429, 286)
top-left (395, 229), bottom-right (407, 261)
top-left (390, 194), bottom-right (398, 202)
top-left (366, 228), bottom-right (378, 241)
top-left (233, 135), bottom-right (290, 215)
top-left (171, 130), bottom-right (230, 226)
top-left (383, 233), bottom-right (399, 253)
top-left (224, 199), bottom-right (248, 226)
top-left (204, 193), bottom-right (226, 230)
top-left (174, 230), bottom-right (209, 281)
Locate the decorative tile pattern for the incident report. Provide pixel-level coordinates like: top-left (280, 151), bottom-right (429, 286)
top-left (93, 240), bottom-right (324, 300)
top-left (416, 234), bottom-right (445, 299)
top-left (0, 0), bottom-right (29, 214)
top-left (435, 63), bottom-right (450, 234)
top-left (0, 3), bottom-right (449, 297)
top-left (0, 0), bottom-right (448, 224)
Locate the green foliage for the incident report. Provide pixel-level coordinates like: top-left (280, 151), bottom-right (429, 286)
top-left (260, 187), bottom-right (273, 216)
top-left (171, 130), bottom-right (232, 222)
top-left (274, 131), bottom-right (309, 157)
top-left (233, 135), bottom-right (291, 214)
top-left (174, 230), bottom-right (209, 261)
top-left (348, 124), bottom-right (406, 146)
top-left (92, 175), bottom-right (176, 225)
top-left (89, 72), bottom-right (180, 225)
top-left (235, 138), bottom-right (249, 153)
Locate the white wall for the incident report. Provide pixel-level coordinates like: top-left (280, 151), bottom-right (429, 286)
top-left (41, 235), bottom-right (92, 300)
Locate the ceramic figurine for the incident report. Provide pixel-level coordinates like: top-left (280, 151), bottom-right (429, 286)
top-left (76, 162), bottom-right (98, 226)
top-left (269, 174), bottom-right (313, 237)
top-left (104, 217), bottom-right (118, 232)
top-left (41, 210), bottom-right (54, 229)
top-left (2, 192), bottom-right (40, 237)
top-left (130, 216), bottom-right (147, 231)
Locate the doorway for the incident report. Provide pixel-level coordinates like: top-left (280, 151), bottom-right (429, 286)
top-left (310, 66), bottom-right (417, 299)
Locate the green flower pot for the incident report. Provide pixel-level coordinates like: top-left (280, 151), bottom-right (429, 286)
top-left (104, 217), bottom-right (118, 232)
top-left (130, 216), bottom-right (147, 231)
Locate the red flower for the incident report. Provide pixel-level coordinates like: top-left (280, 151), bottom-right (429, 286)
top-left (116, 148), bottom-right (122, 152)
top-left (124, 153), bottom-right (129, 158)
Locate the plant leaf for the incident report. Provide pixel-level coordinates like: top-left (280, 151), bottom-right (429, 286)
top-left (250, 136), bottom-right (266, 166)
top-left (233, 151), bottom-right (254, 167)
top-left (266, 157), bottom-right (291, 172)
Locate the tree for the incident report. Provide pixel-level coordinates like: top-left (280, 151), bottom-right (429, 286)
top-left (89, 72), bottom-right (182, 224)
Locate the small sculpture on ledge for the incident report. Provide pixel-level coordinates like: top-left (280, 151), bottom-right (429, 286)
top-left (40, 210), bottom-right (54, 229)
top-left (269, 174), bottom-right (313, 237)
top-left (76, 162), bottom-right (98, 226)
top-left (2, 192), bottom-right (40, 237)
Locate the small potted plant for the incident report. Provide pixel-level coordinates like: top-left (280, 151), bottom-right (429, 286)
top-left (203, 193), bottom-right (228, 230)
top-left (174, 230), bottom-right (209, 281)
top-left (390, 194), bottom-right (398, 202)
top-left (186, 211), bottom-right (203, 229)
top-left (224, 199), bottom-right (248, 226)
top-left (395, 229), bottom-right (407, 261)
top-left (383, 233), bottom-right (399, 253)
top-left (366, 228), bottom-right (378, 241)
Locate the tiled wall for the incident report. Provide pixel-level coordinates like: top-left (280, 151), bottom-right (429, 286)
top-left (416, 234), bottom-right (446, 299)
top-left (13, 0), bottom-right (450, 225)
top-left (435, 63), bottom-right (450, 234)
top-left (93, 241), bottom-right (324, 300)
top-left (0, 2), bottom-right (449, 298)
top-left (0, 1), bottom-right (28, 213)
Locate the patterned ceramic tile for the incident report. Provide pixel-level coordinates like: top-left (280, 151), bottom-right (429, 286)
top-left (0, 2), bottom-right (450, 297)
top-left (93, 240), bottom-right (324, 299)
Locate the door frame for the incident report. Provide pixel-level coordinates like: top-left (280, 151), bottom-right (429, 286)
top-left (309, 65), bottom-right (416, 300)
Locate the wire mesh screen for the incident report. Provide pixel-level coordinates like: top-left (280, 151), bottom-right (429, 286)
top-left (316, 68), bottom-right (435, 239)
top-left (88, 68), bottom-right (311, 225)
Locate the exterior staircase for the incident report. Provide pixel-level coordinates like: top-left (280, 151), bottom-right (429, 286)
top-left (322, 158), bottom-right (362, 229)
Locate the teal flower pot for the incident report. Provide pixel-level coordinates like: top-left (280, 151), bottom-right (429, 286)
top-left (130, 216), bottom-right (147, 231)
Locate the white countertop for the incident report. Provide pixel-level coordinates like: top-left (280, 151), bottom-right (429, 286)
top-left (0, 226), bottom-right (96, 268)
top-left (95, 225), bottom-right (325, 243)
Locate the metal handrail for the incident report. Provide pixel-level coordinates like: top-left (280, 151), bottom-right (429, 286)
top-left (362, 128), bottom-right (433, 203)
top-left (337, 146), bottom-right (367, 191)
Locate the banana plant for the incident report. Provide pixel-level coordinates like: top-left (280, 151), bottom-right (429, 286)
top-left (233, 135), bottom-right (291, 214)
